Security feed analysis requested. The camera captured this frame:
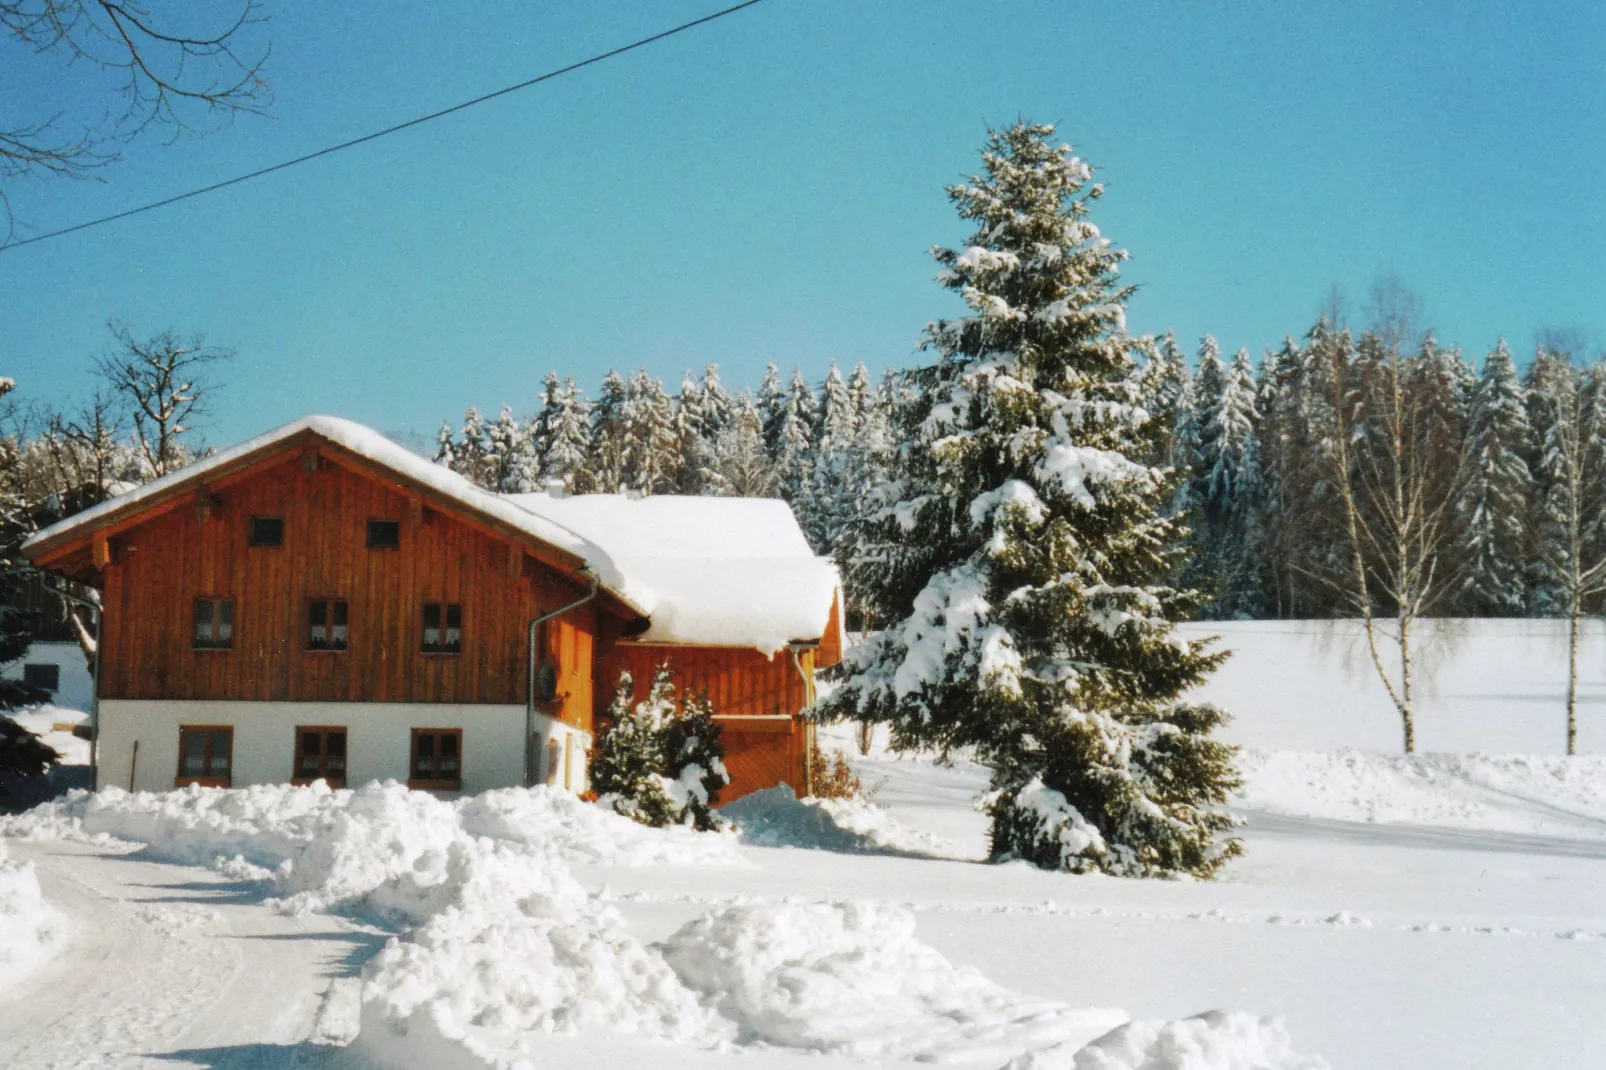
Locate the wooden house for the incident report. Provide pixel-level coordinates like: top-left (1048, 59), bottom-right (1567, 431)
top-left (21, 416), bottom-right (843, 801)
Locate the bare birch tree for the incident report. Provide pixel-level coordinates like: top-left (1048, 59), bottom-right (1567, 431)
top-left (1526, 346), bottom-right (1606, 755)
top-left (1308, 326), bottom-right (1474, 752)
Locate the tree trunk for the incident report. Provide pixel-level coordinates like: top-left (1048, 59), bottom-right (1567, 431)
top-left (1399, 611), bottom-right (1415, 753)
top-left (1567, 602), bottom-right (1580, 756)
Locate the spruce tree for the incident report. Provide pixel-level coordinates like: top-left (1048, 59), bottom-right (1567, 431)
top-left (532, 374), bottom-right (591, 493)
top-left (590, 670), bottom-right (677, 827)
top-left (1192, 347), bottom-right (1265, 618)
top-left (819, 122), bottom-right (1240, 878)
top-left (1454, 341), bottom-right (1534, 615)
top-left (582, 370), bottom-right (629, 494)
top-left (660, 687), bottom-right (729, 831)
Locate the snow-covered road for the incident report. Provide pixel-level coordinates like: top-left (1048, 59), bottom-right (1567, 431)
top-left (0, 841), bottom-right (379, 1070)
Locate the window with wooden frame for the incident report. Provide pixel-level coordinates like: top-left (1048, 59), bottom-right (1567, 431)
top-left (193, 597), bottom-right (235, 649)
top-left (307, 599), bottom-right (349, 651)
top-left (420, 602), bottom-right (462, 654)
top-left (176, 725), bottom-right (233, 787)
top-left (293, 726), bottom-right (347, 787)
top-left (409, 728), bottom-right (462, 790)
top-left (367, 519), bottom-right (401, 549)
top-left (248, 516), bottom-right (284, 547)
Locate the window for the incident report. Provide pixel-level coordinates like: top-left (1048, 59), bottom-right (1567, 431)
top-left (248, 516), bottom-right (284, 547)
top-left (22, 663), bottom-right (60, 692)
top-left (294, 727), bottom-right (347, 786)
top-left (410, 728), bottom-right (462, 789)
top-left (193, 597), bottom-right (235, 650)
top-left (367, 519), bottom-right (401, 549)
top-left (308, 599), bottom-right (349, 651)
top-left (421, 602), bottom-right (462, 654)
top-left (177, 726), bottom-right (233, 787)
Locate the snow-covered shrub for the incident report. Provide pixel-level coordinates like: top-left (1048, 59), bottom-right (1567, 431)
top-left (590, 665), bottom-right (729, 830)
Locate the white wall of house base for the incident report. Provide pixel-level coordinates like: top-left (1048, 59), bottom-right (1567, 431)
top-left (99, 700), bottom-right (590, 795)
top-left (6, 642), bottom-right (94, 713)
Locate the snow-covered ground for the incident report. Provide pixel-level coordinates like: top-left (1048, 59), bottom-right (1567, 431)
top-left (1, 619), bottom-right (1604, 1067)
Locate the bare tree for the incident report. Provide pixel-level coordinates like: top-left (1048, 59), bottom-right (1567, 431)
top-left (95, 323), bottom-right (229, 476)
top-left (1, 0), bottom-right (269, 236)
top-left (1526, 345), bottom-right (1606, 755)
top-left (1307, 325), bottom-right (1474, 752)
top-left (1364, 270), bottom-right (1427, 356)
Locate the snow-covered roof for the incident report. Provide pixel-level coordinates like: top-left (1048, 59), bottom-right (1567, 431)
top-left (23, 415), bottom-right (841, 655)
top-left (505, 492), bottom-right (841, 656)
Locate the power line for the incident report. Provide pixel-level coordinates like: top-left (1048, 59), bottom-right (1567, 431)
top-left (1, 0), bottom-right (768, 254)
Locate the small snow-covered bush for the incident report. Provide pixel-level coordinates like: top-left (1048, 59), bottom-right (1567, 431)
top-left (1, 717), bottom-right (60, 790)
top-left (591, 665), bottom-right (729, 830)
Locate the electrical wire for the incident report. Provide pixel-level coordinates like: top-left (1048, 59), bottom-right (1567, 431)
top-left (0, 0), bottom-right (768, 254)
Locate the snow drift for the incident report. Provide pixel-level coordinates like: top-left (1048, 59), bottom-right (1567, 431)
top-left (660, 899), bottom-right (1125, 1062)
top-left (1235, 749), bottom-right (1606, 837)
top-left (1006, 1011), bottom-right (1329, 1070)
top-left (723, 784), bottom-right (962, 857)
top-left (3, 781), bottom-right (1324, 1068)
top-left (0, 839), bottom-right (65, 987)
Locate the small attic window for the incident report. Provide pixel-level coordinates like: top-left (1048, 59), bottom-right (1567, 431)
top-left (367, 519), bottom-right (401, 549)
top-left (249, 516), bottom-right (284, 547)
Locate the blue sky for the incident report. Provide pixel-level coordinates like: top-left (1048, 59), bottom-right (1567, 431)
top-left (2, 0), bottom-right (1602, 446)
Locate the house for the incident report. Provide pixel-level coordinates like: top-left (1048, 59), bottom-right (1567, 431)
top-left (20, 416), bottom-right (843, 801)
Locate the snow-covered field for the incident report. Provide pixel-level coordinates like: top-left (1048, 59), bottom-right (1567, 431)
top-left (1, 619), bottom-right (1604, 1067)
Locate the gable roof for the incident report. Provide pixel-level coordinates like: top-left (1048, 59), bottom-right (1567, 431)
top-left (506, 492), bottom-right (843, 657)
top-left (23, 415), bottom-right (842, 655)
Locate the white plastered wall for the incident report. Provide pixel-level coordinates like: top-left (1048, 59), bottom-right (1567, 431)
top-left (6, 642), bottom-right (94, 713)
top-left (99, 700), bottom-right (590, 795)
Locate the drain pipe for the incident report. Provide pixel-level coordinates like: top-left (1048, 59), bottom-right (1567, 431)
top-left (789, 643), bottom-right (819, 797)
top-left (525, 572), bottom-right (600, 788)
top-left (20, 569), bottom-right (102, 791)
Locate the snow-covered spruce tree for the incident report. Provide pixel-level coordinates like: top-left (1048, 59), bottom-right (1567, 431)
top-left (580, 370), bottom-right (629, 494)
top-left (589, 670), bottom-right (678, 827)
top-left (1192, 347), bottom-right (1265, 619)
top-left (659, 688), bottom-right (729, 831)
top-left (532, 374), bottom-right (591, 492)
top-left (1453, 341), bottom-right (1534, 615)
top-left (819, 122), bottom-right (1241, 878)
top-left (590, 666), bottom-right (729, 828)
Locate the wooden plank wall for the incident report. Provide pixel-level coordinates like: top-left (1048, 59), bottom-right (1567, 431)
top-left (98, 453), bottom-right (596, 731)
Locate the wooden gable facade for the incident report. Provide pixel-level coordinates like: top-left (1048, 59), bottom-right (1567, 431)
top-left (30, 431), bottom-right (607, 733)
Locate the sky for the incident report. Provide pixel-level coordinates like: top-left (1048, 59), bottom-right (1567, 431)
top-left (2, 0), bottom-right (1602, 446)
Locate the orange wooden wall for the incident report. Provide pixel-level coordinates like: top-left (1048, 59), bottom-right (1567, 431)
top-left (97, 452), bottom-right (596, 730)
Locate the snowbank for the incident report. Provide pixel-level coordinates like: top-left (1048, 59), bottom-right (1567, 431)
top-left (459, 786), bottom-right (745, 869)
top-left (0, 840), bottom-right (65, 988)
top-left (1007, 1011), bottom-right (1328, 1070)
top-left (724, 785), bottom-right (962, 857)
top-left (660, 899), bottom-right (1125, 1063)
top-left (1236, 749), bottom-right (1606, 836)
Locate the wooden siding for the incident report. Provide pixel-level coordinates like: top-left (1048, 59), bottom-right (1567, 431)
top-left (96, 452), bottom-right (596, 730)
